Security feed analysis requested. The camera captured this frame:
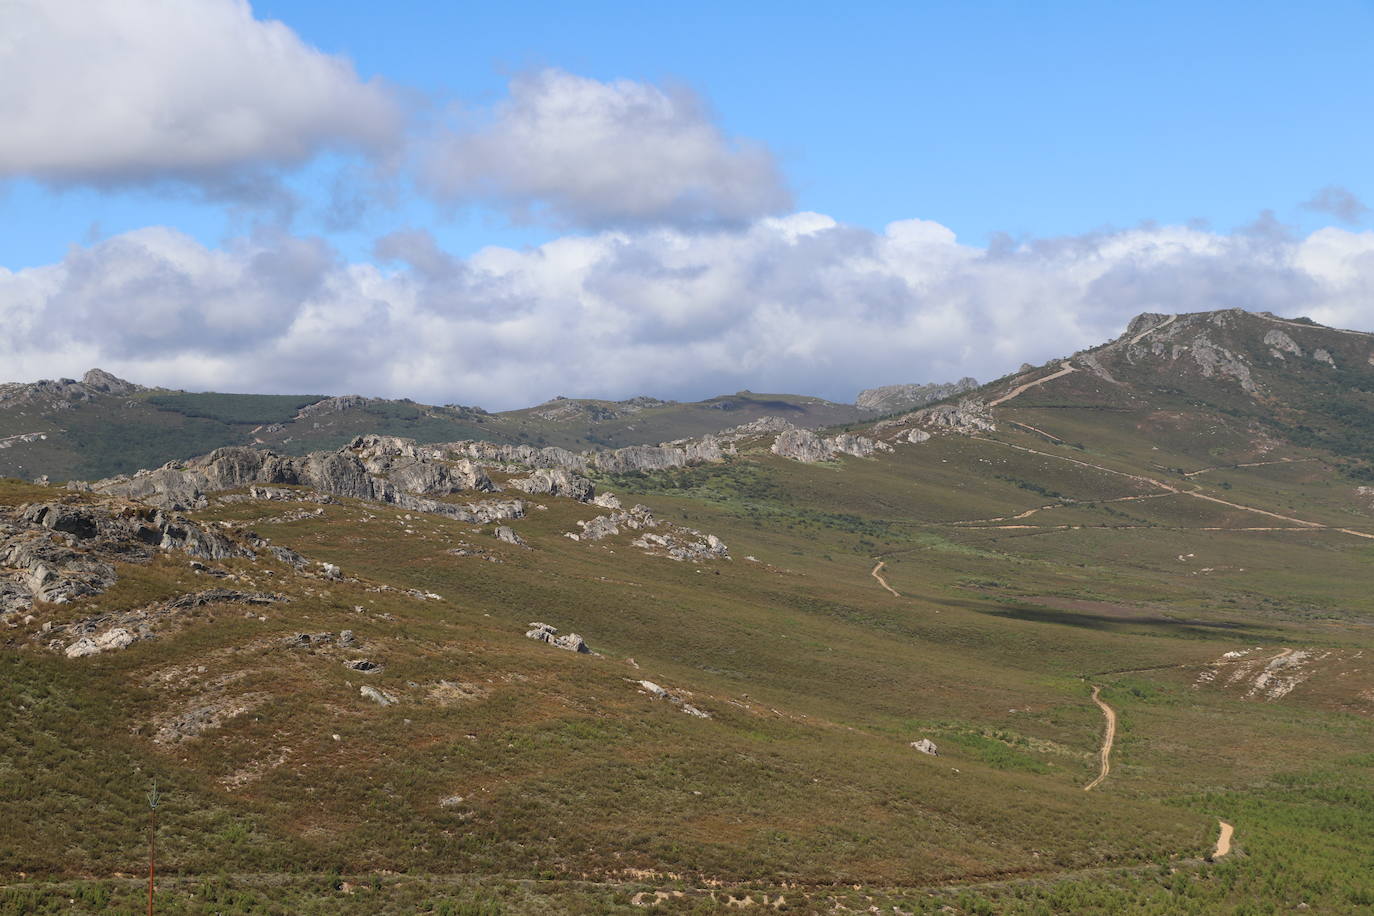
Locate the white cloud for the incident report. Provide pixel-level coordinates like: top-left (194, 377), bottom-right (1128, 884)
top-left (419, 69), bottom-right (791, 228)
top-left (0, 0), bottom-right (400, 189)
top-left (5, 217), bottom-right (1374, 408)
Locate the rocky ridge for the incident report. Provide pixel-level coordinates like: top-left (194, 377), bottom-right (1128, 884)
top-left (0, 368), bottom-right (146, 408)
top-left (855, 377), bottom-right (979, 414)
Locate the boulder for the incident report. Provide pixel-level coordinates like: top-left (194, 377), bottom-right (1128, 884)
top-left (910, 738), bottom-right (939, 756)
top-left (360, 685), bottom-right (397, 706)
top-left (492, 525), bottom-right (526, 547)
top-left (525, 622), bottom-right (589, 653)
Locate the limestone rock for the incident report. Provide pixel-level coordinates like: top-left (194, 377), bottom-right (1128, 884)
top-left (1264, 329), bottom-right (1303, 358)
top-left (770, 429), bottom-right (833, 463)
top-left (492, 525), bottom-right (526, 547)
top-left (770, 428), bottom-right (890, 463)
top-left (856, 378), bottom-right (979, 414)
top-left (360, 685), bottom-right (397, 706)
top-left (910, 738), bottom-right (939, 756)
top-left (508, 468), bottom-right (594, 502)
top-left (525, 622), bottom-right (589, 653)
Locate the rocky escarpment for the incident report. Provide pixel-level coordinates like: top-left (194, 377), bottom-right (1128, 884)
top-left (446, 436), bottom-right (727, 476)
top-left (1, 500), bottom-right (264, 623)
top-left (74, 436), bottom-right (523, 524)
top-left (769, 427), bottom-right (893, 463)
top-left (856, 377), bottom-right (979, 414)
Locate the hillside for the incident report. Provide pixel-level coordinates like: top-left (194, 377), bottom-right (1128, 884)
top-left (2, 308), bottom-right (1373, 913)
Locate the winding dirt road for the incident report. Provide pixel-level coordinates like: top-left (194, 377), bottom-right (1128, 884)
top-left (870, 561), bottom-right (901, 598)
top-left (1083, 685), bottom-right (1116, 792)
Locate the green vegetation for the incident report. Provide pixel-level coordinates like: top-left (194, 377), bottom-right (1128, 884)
top-left (145, 392), bottom-right (325, 425)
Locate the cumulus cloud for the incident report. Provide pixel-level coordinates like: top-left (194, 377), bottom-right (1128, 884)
top-left (0, 0), bottom-right (400, 190)
top-left (1301, 186), bottom-right (1370, 224)
top-left (418, 69), bottom-right (792, 228)
top-left (4, 217), bottom-right (1374, 407)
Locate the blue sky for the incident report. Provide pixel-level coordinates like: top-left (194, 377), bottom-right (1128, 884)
top-left (8, 0), bottom-right (1373, 268)
top-left (2, 1), bottom-right (1373, 404)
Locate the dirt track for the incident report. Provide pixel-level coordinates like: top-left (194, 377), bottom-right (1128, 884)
top-left (988, 362), bottom-right (1078, 407)
top-left (1213, 820), bottom-right (1234, 858)
top-left (1083, 685), bottom-right (1116, 791)
top-left (870, 561), bottom-right (901, 598)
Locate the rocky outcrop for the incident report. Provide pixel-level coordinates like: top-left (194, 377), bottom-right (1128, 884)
top-left (75, 441), bottom-right (521, 523)
top-left (525, 622), bottom-right (589, 653)
top-left (569, 504), bottom-right (659, 541)
top-left (632, 530), bottom-right (729, 562)
top-left (910, 738), bottom-right (939, 756)
top-left (636, 680), bottom-right (711, 718)
top-left (508, 468), bottom-right (595, 502)
top-left (1264, 329), bottom-right (1304, 358)
top-left (2, 500), bottom-right (258, 622)
top-left (360, 685), bottom-right (397, 706)
top-left (770, 427), bottom-right (892, 463)
top-left (52, 589), bottom-right (286, 658)
top-left (1183, 336), bottom-right (1257, 394)
top-left (0, 369), bottom-right (145, 408)
top-left (770, 428), bottom-right (833, 463)
top-left (492, 525), bottom-right (526, 547)
top-left (80, 369), bottom-right (143, 396)
top-left (856, 377), bottom-right (979, 414)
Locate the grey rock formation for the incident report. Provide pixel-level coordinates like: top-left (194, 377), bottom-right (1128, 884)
top-left (1264, 329), bottom-right (1304, 358)
top-left (360, 685), bottom-right (397, 706)
top-left (770, 428), bottom-right (833, 463)
top-left (769, 428), bottom-right (892, 463)
top-left (2, 501), bottom-right (259, 622)
top-left (910, 738), bottom-right (939, 756)
top-left (637, 680), bottom-right (711, 718)
top-left (1184, 335), bottom-right (1257, 393)
top-left (569, 504), bottom-right (658, 541)
top-left (525, 622), bottom-right (589, 653)
top-left (631, 529), bottom-right (729, 562)
top-left (907, 401), bottom-right (996, 435)
top-left (509, 468), bottom-right (594, 502)
top-left (856, 377), bottom-right (979, 414)
top-left (492, 525), bottom-right (526, 547)
top-left (50, 589), bottom-right (285, 658)
top-left (0, 368), bottom-right (144, 408)
top-left (77, 441), bottom-right (522, 523)
top-left (1314, 348), bottom-right (1336, 366)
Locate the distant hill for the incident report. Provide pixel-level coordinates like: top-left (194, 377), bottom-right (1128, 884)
top-left (0, 370), bottom-right (892, 481)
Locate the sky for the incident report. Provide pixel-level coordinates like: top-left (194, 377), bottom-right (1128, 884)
top-left (2, 0), bottom-right (1373, 407)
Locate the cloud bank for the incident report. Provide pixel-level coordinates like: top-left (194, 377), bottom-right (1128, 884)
top-left (4, 215), bottom-right (1374, 408)
top-left (419, 69), bottom-right (792, 228)
top-left (0, 0), bottom-right (400, 190)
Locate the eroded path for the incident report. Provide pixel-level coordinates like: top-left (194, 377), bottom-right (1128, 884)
top-left (1213, 820), bottom-right (1234, 859)
top-left (1083, 685), bottom-right (1116, 792)
top-left (988, 362), bottom-right (1078, 407)
top-left (870, 561), bottom-right (901, 598)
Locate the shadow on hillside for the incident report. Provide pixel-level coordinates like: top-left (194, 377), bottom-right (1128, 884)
top-left (953, 599), bottom-right (1280, 641)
